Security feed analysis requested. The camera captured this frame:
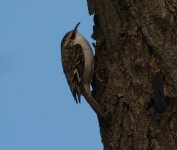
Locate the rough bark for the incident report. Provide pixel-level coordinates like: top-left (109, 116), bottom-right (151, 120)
top-left (87, 0), bottom-right (177, 149)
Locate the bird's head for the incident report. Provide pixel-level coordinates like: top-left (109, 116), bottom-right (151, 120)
top-left (61, 22), bottom-right (80, 49)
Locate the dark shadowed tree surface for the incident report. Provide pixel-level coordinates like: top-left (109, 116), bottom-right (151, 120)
top-left (87, 0), bottom-right (177, 149)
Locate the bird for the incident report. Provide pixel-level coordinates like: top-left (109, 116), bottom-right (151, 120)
top-left (61, 22), bottom-right (105, 119)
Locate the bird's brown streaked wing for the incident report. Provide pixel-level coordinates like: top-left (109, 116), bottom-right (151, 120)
top-left (61, 44), bottom-right (85, 103)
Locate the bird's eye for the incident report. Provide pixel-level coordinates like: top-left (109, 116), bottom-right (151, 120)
top-left (70, 31), bottom-right (76, 39)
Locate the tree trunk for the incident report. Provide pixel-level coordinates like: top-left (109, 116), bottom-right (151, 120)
top-left (87, 0), bottom-right (177, 149)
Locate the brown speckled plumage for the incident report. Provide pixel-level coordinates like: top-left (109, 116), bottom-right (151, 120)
top-left (61, 22), bottom-right (105, 119)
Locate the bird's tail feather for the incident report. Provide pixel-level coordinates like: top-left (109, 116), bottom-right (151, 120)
top-left (82, 85), bottom-right (105, 119)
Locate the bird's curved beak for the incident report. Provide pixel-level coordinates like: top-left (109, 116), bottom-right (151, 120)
top-left (73, 22), bottom-right (80, 32)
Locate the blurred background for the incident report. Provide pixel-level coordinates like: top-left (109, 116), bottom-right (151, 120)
top-left (0, 0), bottom-right (103, 149)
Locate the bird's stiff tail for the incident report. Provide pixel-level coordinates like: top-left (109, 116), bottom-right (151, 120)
top-left (82, 85), bottom-right (105, 119)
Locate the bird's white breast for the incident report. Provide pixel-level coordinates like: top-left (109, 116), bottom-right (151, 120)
top-left (74, 32), bottom-right (94, 85)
